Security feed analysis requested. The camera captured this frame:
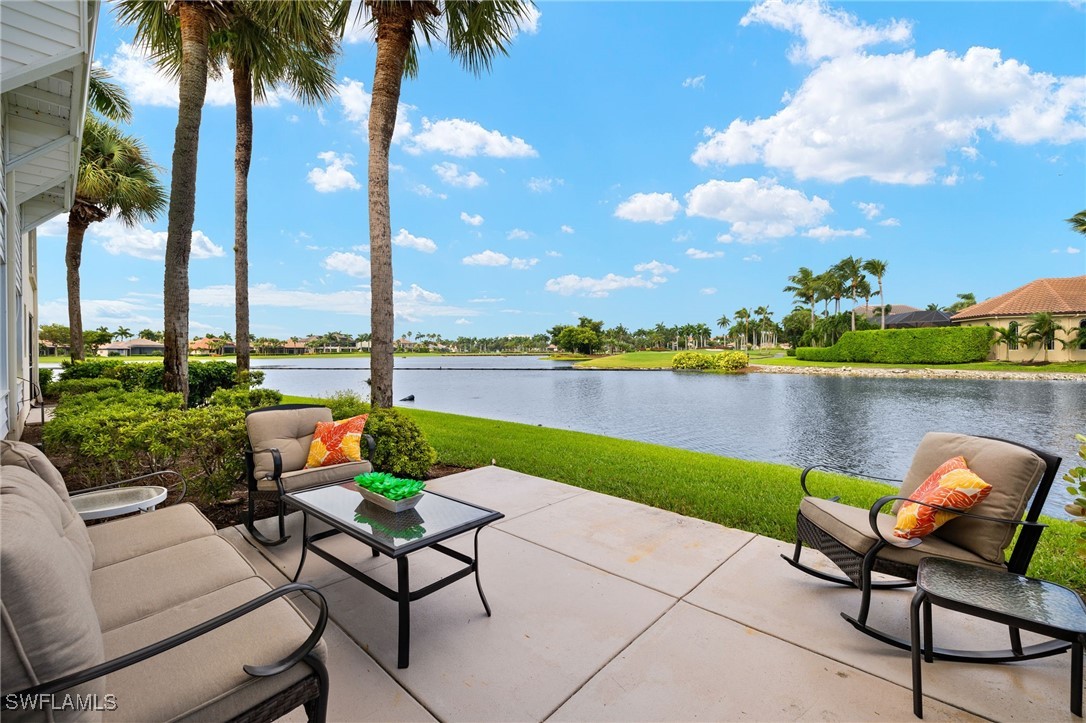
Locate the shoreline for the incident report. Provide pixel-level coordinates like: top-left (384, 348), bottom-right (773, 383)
top-left (747, 363), bottom-right (1085, 382)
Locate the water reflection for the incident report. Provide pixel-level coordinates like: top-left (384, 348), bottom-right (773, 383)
top-left (255, 357), bottom-right (1086, 518)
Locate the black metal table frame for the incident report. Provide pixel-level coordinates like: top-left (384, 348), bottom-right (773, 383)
top-left (284, 489), bottom-right (503, 669)
top-left (909, 564), bottom-right (1085, 719)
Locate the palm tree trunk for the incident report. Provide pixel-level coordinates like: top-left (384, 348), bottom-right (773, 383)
top-left (233, 60), bottom-right (253, 377)
top-left (163, 2), bottom-right (212, 405)
top-left (65, 215), bottom-right (89, 362)
top-left (368, 7), bottom-right (413, 409)
top-left (850, 292), bottom-right (857, 331)
top-left (878, 280), bottom-right (885, 330)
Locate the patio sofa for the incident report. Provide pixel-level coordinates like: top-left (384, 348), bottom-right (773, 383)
top-left (0, 440), bottom-right (329, 722)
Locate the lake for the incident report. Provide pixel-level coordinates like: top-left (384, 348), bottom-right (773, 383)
top-left (253, 356), bottom-right (1086, 520)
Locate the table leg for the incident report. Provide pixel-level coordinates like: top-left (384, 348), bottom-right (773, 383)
top-left (292, 513), bottom-right (310, 583)
top-left (397, 556), bottom-right (410, 669)
top-left (923, 596), bottom-right (933, 664)
top-left (911, 590), bottom-right (926, 719)
top-left (1072, 635), bottom-right (1083, 717)
top-left (474, 527), bottom-right (492, 617)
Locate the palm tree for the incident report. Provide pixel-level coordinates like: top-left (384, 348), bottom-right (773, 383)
top-left (1066, 210), bottom-right (1086, 236)
top-left (118, 0), bottom-right (230, 404)
top-left (733, 308), bottom-right (751, 349)
top-left (216, 2), bottom-right (339, 376)
top-left (833, 256), bottom-right (864, 332)
top-left (67, 117), bottom-right (166, 362)
top-left (114, 326), bottom-right (133, 341)
top-left (946, 292), bottom-right (977, 314)
top-left (784, 267), bottom-right (818, 329)
top-left (861, 259), bottom-right (888, 329)
top-left (87, 67), bottom-right (133, 123)
top-left (992, 326), bottom-right (1020, 361)
top-left (1023, 312), bottom-right (1061, 362)
top-left (339, 1), bottom-right (533, 408)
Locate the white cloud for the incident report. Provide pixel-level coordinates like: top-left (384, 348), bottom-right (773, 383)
top-left (700, 287), bottom-right (718, 295)
top-left (463, 250), bottom-right (510, 267)
top-left (127, 276), bottom-right (139, 282)
top-left (105, 42), bottom-right (254, 107)
top-left (686, 248), bottom-right (725, 259)
top-left (518, 5), bottom-right (542, 35)
top-left (856, 201), bottom-right (883, 219)
top-left (342, 2), bottom-right (373, 43)
top-left (455, 318), bottom-right (471, 325)
top-left (741, 0), bottom-right (913, 65)
top-left (803, 226), bottom-right (868, 240)
top-left (287, 114), bottom-right (299, 124)
top-left (407, 118), bottom-right (537, 158)
top-left (336, 77), bottom-right (412, 142)
top-left (693, 2), bottom-right (1086, 185)
top-left (412, 184), bottom-right (447, 200)
top-left (546, 250), bottom-right (562, 258)
top-left (39, 296), bottom-right (158, 327)
top-left (307, 151), bottom-right (360, 193)
top-left (462, 250), bottom-right (537, 269)
top-left (560, 225), bottom-right (575, 234)
top-left (469, 297), bottom-right (504, 303)
top-left (743, 254), bottom-right (763, 262)
top-left (633, 260), bottom-right (679, 283)
top-left (682, 75), bottom-right (706, 89)
top-left (460, 212), bottom-right (485, 226)
top-left (507, 228), bottom-right (532, 240)
top-left (878, 217), bottom-right (901, 227)
top-left (433, 162), bottom-right (485, 188)
top-left (1067, 246), bottom-right (1082, 254)
top-left (527, 177), bottom-right (563, 193)
top-left (316, 108), bottom-right (327, 126)
top-left (685, 178), bottom-right (830, 241)
top-left (322, 251), bottom-right (371, 278)
top-left (393, 228), bottom-right (437, 253)
top-left (544, 273), bottom-right (655, 298)
top-left (614, 192), bottom-right (682, 224)
top-left (77, 216), bottom-right (223, 260)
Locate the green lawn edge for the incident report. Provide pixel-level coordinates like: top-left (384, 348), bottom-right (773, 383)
top-left (283, 395), bottom-right (1083, 593)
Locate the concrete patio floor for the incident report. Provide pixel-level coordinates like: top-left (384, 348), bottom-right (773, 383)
top-left (221, 466), bottom-right (1081, 722)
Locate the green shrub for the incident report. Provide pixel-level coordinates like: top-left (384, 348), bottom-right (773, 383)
top-left (786, 348), bottom-right (797, 357)
top-left (59, 359), bottom-right (125, 380)
top-left (43, 388), bottom-right (246, 502)
top-left (208, 387), bottom-right (283, 410)
top-left (38, 368), bottom-right (53, 398)
top-left (366, 408), bottom-right (436, 479)
top-left (49, 378), bottom-right (123, 397)
top-left (672, 351), bottom-right (716, 370)
top-left (60, 359), bottom-right (252, 406)
top-left (714, 351), bottom-right (749, 371)
top-left (796, 327), bottom-right (993, 364)
top-left (325, 390), bottom-right (371, 419)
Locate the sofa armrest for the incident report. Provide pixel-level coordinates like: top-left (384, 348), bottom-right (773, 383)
top-left (5, 583), bottom-right (327, 697)
top-left (71, 470), bottom-right (187, 503)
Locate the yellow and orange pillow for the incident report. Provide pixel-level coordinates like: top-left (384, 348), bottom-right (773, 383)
top-left (305, 414), bottom-right (369, 468)
top-left (893, 455), bottom-right (992, 540)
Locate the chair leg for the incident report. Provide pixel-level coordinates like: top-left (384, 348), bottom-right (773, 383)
top-left (245, 492), bottom-right (291, 547)
top-left (302, 653), bottom-right (329, 723)
top-left (1009, 626), bottom-right (1024, 657)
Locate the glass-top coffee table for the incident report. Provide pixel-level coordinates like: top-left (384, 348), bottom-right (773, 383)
top-left (284, 481), bottom-right (503, 668)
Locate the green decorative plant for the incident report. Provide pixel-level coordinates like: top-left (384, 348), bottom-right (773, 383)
top-left (355, 471), bottom-right (425, 501)
top-left (366, 408), bottom-right (437, 479)
top-left (1063, 433), bottom-right (1086, 560)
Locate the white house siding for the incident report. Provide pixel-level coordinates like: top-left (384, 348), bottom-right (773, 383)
top-left (1, 2), bottom-right (83, 87)
top-left (1, 133), bottom-right (8, 439)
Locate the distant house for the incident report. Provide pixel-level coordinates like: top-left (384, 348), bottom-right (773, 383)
top-left (882, 309), bottom-right (953, 329)
top-left (97, 338), bottom-right (165, 357)
top-left (854, 303), bottom-right (920, 319)
top-left (189, 337), bottom-right (236, 355)
top-left (283, 339), bottom-right (311, 355)
top-left (39, 340), bottom-right (70, 357)
top-left (952, 275), bottom-right (1086, 362)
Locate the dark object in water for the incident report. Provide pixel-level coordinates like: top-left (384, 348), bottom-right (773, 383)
top-left (400, 394), bottom-right (415, 402)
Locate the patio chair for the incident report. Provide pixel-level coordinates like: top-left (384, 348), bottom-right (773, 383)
top-left (245, 404), bottom-right (375, 546)
top-left (782, 431), bottom-right (1067, 663)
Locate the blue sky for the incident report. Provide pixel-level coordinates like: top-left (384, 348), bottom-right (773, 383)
top-left (37, 0), bottom-right (1086, 340)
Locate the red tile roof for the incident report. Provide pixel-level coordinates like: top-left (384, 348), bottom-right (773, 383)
top-left (951, 276), bottom-right (1086, 321)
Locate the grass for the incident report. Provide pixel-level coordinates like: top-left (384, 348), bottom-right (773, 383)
top-left (282, 394), bottom-right (1083, 593)
top-left (576, 351), bottom-right (679, 368)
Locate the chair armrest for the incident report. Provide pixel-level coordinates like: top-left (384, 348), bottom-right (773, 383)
top-left (70, 470), bottom-right (187, 503)
top-left (247, 447), bottom-right (284, 482)
top-left (799, 464), bottom-right (902, 497)
top-left (866, 494), bottom-right (1046, 549)
top-left (363, 434), bottom-right (375, 460)
top-left (6, 582), bottom-right (328, 698)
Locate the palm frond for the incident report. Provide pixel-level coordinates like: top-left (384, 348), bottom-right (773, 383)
top-left (88, 67), bottom-right (133, 123)
top-left (76, 116), bottom-right (167, 226)
top-left (1066, 210), bottom-right (1086, 236)
top-left (442, 0), bottom-right (534, 76)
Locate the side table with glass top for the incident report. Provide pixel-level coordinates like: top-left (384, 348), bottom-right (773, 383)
top-left (910, 557), bottom-right (1086, 719)
top-left (71, 485), bottom-right (168, 520)
top-left (284, 481), bottom-right (504, 669)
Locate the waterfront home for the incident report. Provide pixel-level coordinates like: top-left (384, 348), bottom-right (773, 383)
top-left (97, 337), bottom-right (165, 357)
top-left (0, 0), bottom-right (98, 439)
top-left (189, 336), bottom-right (237, 355)
top-left (952, 275), bottom-right (1086, 362)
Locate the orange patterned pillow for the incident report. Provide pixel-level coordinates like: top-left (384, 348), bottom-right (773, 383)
top-left (894, 457), bottom-right (992, 540)
top-left (305, 415), bottom-right (369, 468)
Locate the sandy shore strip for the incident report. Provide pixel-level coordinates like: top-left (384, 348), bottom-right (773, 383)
top-left (747, 363), bottom-right (1085, 382)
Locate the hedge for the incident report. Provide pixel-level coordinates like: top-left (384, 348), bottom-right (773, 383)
top-left (59, 359), bottom-right (261, 406)
top-left (671, 351), bottom-right (750, 372)
top-left (795, 327), bottom-right (994, 364)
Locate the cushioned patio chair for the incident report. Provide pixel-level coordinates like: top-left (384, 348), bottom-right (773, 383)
top-left (782, 431), bottom-right (1065, 663)
top-left (245, 404), bottom-right (374, 546)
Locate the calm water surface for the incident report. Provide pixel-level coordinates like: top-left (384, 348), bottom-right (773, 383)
top-left (253, 356), bottom-right (1086, 519)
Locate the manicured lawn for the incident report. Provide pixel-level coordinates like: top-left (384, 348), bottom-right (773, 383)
top-left (282, 394), bottom-right (1083, 593)
top-left (576, 351), bottom-right (679, 368)
top-left (757, 357), bottom-right (1086, 373)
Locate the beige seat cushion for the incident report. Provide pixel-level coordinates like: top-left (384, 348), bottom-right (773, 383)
top-left (800, 496), bottom-right (1005, 571)
top-left (2, 465), bottom-right (94, 573)
top-left (896, 432), bottom-right (1046, 563)
top-left (92, 536), bottom-right (259, 633)
top-left (1, 471), bottom-right (105, 718)
top-left (259, 460), bottom-right (372, 493)
top-left (247, 406), bottom-right (333, 481)
top-left (88, 503), bottom-right (215, 569)
top-left (102, 577), bottom-right (327, 722)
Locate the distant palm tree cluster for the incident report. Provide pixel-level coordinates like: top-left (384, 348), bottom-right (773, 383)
top-left (780, 257), bottom-right (888, 347)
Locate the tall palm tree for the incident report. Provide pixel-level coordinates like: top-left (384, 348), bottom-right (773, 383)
top-left (67, 117), bottom-right (167, 362)
top-left (861, 258), bottom-right (888, 330)
top-left (783, 266), bottom-right (818, 329)
top-left (833, 256), bottom-right (865, 332)
top-left (118, 0), bottom-right (230, 404)
top-left (338, 1), bottom-right (533, 408)
top-left (214, 2), bottom-right (340, 376)
top-left (1023, 312), bottom-right (1061, 362)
